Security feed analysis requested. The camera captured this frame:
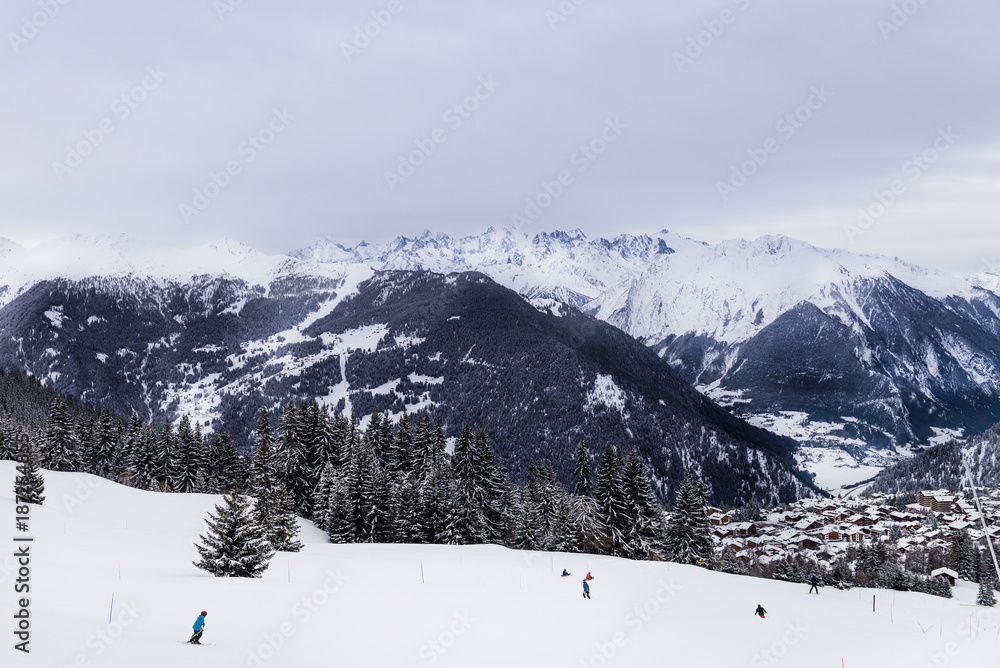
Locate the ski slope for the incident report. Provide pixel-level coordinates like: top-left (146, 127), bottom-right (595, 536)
top-left (1, 462), bottom-right (996, 668)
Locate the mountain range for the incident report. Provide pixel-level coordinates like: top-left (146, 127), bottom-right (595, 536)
top-left (291, 227), bottom-right (1000, 482)
top-left (0, 234), bottom-right (815, 505)
top-left (1, 227), bottom-right (998, 494)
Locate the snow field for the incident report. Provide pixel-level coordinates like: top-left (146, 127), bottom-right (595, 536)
top-left (1, 462), bottom-right (997, 667)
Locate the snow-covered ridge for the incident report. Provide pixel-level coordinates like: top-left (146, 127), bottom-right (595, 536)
top-left (290, 227), bottom-right (985, 345)
top-left (0, 234), bottom-right (353, 308)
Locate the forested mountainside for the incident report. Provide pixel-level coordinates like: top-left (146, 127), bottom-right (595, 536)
top-left (0, 259), bottom-right (817, 506)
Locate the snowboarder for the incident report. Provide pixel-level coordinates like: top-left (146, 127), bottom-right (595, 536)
top-left (585, 572), bottom-right (593, 580)
top-left (582, 580), bottom-right (591, 599)
top-left (189, 611), bottom-right (208, 644)
top-left (808, 574), bottom-right (819, 594)
top-left (562, 569), bottom-right (570, 577)
top-left (754, 604), bottom-right (766, 619)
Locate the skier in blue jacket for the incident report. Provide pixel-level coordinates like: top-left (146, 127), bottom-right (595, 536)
top-left (189, 611), bottom-right (207, 644)
top-left (582, 580), bottom-right (591, 599)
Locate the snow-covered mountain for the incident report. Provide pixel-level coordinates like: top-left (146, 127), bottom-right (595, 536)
top-left (292, 228), bottom-right (1000, 484)
top-left (0, 235), bottom-right (815, 505)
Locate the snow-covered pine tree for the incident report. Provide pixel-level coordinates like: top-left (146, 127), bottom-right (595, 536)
top-left (0, 416), bottom-right (21, 461)
top-left (125, 423), bottom-right (159, 490)
top-left (624, 450), bottom-right (666, 560)
top-left (950, 530), bottom-right (980, 581)
top-left (14, 436), bottom-right (45, 505)
top-left (573, 436), bottom-right (592, 497)
top-left (312, 463), bottom-right (337, 532)
top-left (206, 431), bottom-right (241, 493)
top-left (393, 471), bottom-right (425, 543)
top-left (718, 547), bottom-right (747, 575)
top-left (169, 415), bottom-right (203, 493)
top-left (978, 549), bottom-right (997, 607)
top-left (153, 421), bottom-right (174, 490)
top-left (593, 444), bottom-right (629, 556)
top-left (450, 425), bottom-right (495, 544)
top-left (390, 413), bottom-right (415, 474)
top-left (41, 397), bottom-right (81, 471)
top-left (89, 409), bottom-right (120, 479)
top-left (279, 401), bottom-right (318, 518)
top-left (325, 470), bottom-right (355, 544)
top-left (418, 456), bottom-right (454, 544)
top-left (193, 482), bottom-right (275, 578)
top-left (662, 472), bottom-right (714, 566)
top-left (267, 484), bottom-right (303, 552)
top-left (573, 494), bottom-right (608, 554)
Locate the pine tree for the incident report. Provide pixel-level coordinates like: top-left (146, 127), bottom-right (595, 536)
top-left (207, 432), bottom-right (241, 493)
top-left (950, 530), bottom-right (980, 581)
top-left (325, 470), bottom-right (355, 544)
top-left (193, 483), bottom-right (274, 578)
top-left (663, 472), bottom-right (715, 566)
top-left (624, 450), bottom-right (665, 560)
top-left (573, 436), bottom-right (592, 497)
top-left (89, 409), bottom-right (120, 478)
top-left (593, 445), bottom-right (630, 556)
top-left (14, 436), bottom-right (45, 505)
top-left (978, 549), bottom-right (997, 607)
top-left (267, 484), bottom-right (303, 552)
top-left (169, 415), bottom-right (203, 493)
top-left (125, 423), bottom-right (159, 490)
top-left (41, 397), bottom-right (81, 471)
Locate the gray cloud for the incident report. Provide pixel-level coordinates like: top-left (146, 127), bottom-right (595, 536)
top-left (1, 0), bottom-right (997, 273)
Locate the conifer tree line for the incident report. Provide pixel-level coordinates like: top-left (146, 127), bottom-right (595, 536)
top-left (1, 379), bottom-right (715, 565)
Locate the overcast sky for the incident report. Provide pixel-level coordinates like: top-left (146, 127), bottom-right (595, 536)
top-left (1, 0), bottom-right (997, 273)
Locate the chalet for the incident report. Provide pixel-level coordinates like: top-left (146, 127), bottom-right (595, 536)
top-left (822, 528), bottom-right (842, 542)
top-left (710, 512), bottom-right (732, 526)
top-left (791, 535), bottom-right (823, 551)
top-left (794, 517), bottom-right (825, 532)
top-left (931, 567), bottom-right (958, 586)
top-left (734, 522), bottom-right (758, 537)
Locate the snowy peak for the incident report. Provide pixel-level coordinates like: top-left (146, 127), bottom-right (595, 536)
top-left (0, 234), bottom-right (350, 308)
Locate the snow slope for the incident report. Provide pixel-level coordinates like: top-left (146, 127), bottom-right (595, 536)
top-left (2, 462), bottom-right (996, 668)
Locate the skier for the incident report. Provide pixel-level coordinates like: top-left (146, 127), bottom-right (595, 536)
top-left (189, 611), bottom-right (208, 644)
top-left (754, 604), bottom-right (767, 619)
top-left (582, 579), bottom-right (591, 599)
top-left (585, 572), bottom-right (593, 580)
top-left (562, 569), bottom-right (570, 577)
top-left (808, 574), bottom-right (819, 594)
